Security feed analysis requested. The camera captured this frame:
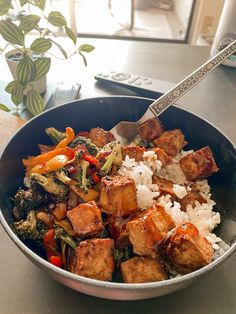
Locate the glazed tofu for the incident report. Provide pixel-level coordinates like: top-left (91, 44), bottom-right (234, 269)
top-left (180, 191), bottom-right (207, 211)
top-left (67, 201), bottom-right (104, 237)
top-left (72, 238), bottom-right (115, 281)
top-left (99, 175), bottom-right (138, 216)
top-left (121, 256), bottom-right (168, 283)
top-left (137, 117), bottom-right (164, 141)
top-left (161, 222), bottom-right (213, 274)
top-left (126, 204), bottom-right (175, 257)
top-left (153, 176), bottom-right (176, 200)
top-left (108, 216), bottom-right (130, 248)
top-left (88, 127), bottom-right (115, 148)
top-left (122, 145), bottom-right (146, 161)
top-left (150, 147), bottom-right (172, 167)
top-left (153, 129), bottom-right (187, 157)
top-left (179, 146), bottom-right (219, 181)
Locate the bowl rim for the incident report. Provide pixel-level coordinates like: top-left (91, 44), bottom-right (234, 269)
top-left (0, 95), bottom-right (236, 290)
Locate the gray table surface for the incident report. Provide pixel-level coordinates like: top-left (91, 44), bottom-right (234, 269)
top-left (0, 38), bottom-right (236, 314)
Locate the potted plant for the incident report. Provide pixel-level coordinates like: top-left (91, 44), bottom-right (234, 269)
top-left (0, 0), bottom-right (94, 116)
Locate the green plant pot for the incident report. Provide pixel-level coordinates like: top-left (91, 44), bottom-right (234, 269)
top-left (5, 49), bottom-right (47, 95)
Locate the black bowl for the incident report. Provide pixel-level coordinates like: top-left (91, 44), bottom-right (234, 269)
top-left (0, 96), bottom-right (236, 300)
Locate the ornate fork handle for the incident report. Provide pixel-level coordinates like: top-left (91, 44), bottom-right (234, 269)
top-left (150, 40), bottom-right (236, 116)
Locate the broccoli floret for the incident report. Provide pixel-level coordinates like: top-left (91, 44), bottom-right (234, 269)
top-left (14, 185), bottom-right (48, 219)
top-left (13, 210), bottom-right (48, 248)
top-left (30, 173), bottom-right (69, 203)
top-left (55, 226), bottom-right (77, 249)
top-left (69, 136), bottom-right (98, 156)
top-left (73, 159), bottom-right (91, 192)
top-left (45, 127), bottom-right (66, 144)
top-left (55, 168), bottom-right (71, 185)
top-left (100, 142), bottom-right (122, 175)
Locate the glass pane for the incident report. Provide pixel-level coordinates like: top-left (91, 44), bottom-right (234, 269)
top-left (74, 0), bottom-right (195, 42)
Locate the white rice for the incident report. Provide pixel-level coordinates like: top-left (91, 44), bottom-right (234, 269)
top-left (118, 149), bottom-right (224, 252)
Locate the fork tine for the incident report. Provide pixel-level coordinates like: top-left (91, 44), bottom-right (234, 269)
top-left (110, 108), bottom-right (155, 145)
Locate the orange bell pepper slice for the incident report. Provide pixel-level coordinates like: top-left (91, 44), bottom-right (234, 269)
top-left (55, 127), bottom-right (75, 149)
top-left (23, 147), bottom-right (75, 169)
top-left (26, 154), bottom-right (70, 176)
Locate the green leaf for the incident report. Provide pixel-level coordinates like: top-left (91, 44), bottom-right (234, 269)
top-left (0, 20), bottom-right (24, 45)
top-left (34, 57), bottom-right (51, 80)
top-left (34, 0), bottom-right (46, 11)
top-left (19, 15), bottom-right (40, 33)
top-left (48, 11), bottom-right (67, 27)
top-left (0, 0), bottom-right (11, 16)
top-left (78, 44), bottom-right (95, 53)
top-left (49, 39), bottom-right (68, 58)
top-left (11, 82), bottom-right (24, 106)
top-left (64, 26), bottom-right (77, 45)
top-left (30, 38), bottom-right (52, 53)
top-left (25, 89), bottom-right (45, 115)
top-left (5, 80), bottom-right (17, 94)
top-left (19, 0), bottom-right (28, 6)
top-left (16, 55), bottom-right (36, 85)
top-left (0, 103), bottom-right (11, 112)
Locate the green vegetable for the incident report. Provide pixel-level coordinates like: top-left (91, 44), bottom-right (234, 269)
top-left (69, 136), bottom-right (98, 156)
top-left (73, 159), bottom-right (91, 192)
top-left (45, 127), bottom-right (66, 144)
top-left (30, 173), bottom-right (69, 203)
top-left (55, 168), bottom-right (71, 185)
top-left (14, 210), bottom-right (48, 248)
top-left (14, 185), bottom-right (47, 219)
top-left (55, 226), bottom-right (77, 250)
top-left (100, 142), bottom-right (122, 175)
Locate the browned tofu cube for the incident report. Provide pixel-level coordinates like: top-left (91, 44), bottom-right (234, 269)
top-left (161, 222), bottom-right (213, 274)
top-left (126, 204), bottom-right (175, 257)
top-left (122, 145), bottom-right (146, 161)
top-left (72, 238), bottom-right (115, 281)
top-left (153, 129), bottom-right (187, 157)
top-left (67, 201), bottom-right (104, 237)
top-left (180, 191), bottom-right (207, 211)
top-left (99, 175), bottom-right (138, 216)
top-left (108, 216), bottom-right (130, 248)
top-left (153, 176), bottom-right (176, 200)
top-left (121, 256), bottom-right (168, 283)
top-left (150, 147), bottom-right (172, 167)
top-left (89, 127), bottom-right (115, 148)
top-left (137, 117), bottom-right (164, 141)
top-left (179, 146), bottom-right (219, 181)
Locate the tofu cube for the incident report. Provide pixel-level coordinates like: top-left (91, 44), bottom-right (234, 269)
top-left (180, 191), bottom-right (207, 211)
top-left (108, 216), bottom-right (130, 249)
top-left (121, 256), bottom-right (168, 283)
top-left (99, 175), bottom-right (138, 216)
top-left (150, 147), bottom-right (172, 167)
top-left (153, 129), bottom-right (187, 157)
top-left (122, 145), bottom-right (146, 161)
top-left (161, 222), bottom-right (213, 274)
top-left (153, 176), bottom-right (176, 200)
top-left (126, 204), bottom-right (175, 257)
top-left (137, 117), bottom-right (164, 141)
top-left (89, 127), bottom-right (115, 148)
top-left (73, 238), bottom-right (115, 281)
top-left (179, 146), bottom-right (219, 181)
top-left (67, 201), bottom-right (104, 237)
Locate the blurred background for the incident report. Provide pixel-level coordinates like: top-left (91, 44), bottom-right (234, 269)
top-left (41, 0), bottom-right (225, 45)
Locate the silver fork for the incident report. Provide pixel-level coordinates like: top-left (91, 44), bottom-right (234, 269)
top-left (110, 40), bottom-right (236, 146)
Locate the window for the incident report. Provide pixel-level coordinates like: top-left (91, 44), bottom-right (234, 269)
top-left (20, 0), bottom-right (196, 42)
